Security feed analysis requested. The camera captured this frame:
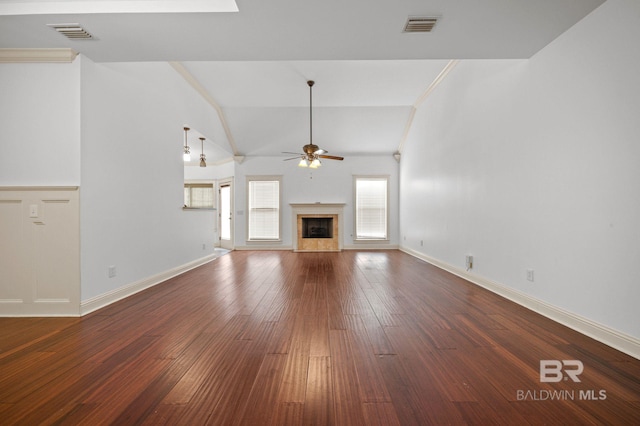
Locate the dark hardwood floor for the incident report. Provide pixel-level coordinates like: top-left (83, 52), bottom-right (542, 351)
top-left (1, 250), bottom-right (639, 425)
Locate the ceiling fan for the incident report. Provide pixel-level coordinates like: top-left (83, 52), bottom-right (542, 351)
top-left (283, 80), bottom-right (344, 168)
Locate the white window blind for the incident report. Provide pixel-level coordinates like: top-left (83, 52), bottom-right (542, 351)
top-left (355, 177), bottom-right (388, 239)
top-left (248, 179), bottom-right (280, 240)
top-left (184, 183), bottom-right (214, 208)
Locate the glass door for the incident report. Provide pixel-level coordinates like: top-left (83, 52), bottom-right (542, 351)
top-left (218, 179), bottom-right (233, 250)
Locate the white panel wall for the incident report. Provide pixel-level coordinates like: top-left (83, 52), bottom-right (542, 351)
top-left (0, 61), bottom-right (81, 186)
top-left (235, 155), bottom-right (399, 249)
top-left (0, 187), bottom-right (80, 315)
top-left (400, 0), bottom-right (640, 340)
top-left (79, 59), bottom-right (221, 302)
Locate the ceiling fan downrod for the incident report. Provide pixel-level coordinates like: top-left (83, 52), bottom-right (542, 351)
top-left (308, 80), bottom-right (314, 146)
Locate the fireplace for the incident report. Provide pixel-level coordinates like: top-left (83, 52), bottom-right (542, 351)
top-left (302, 217), bottom-right (333, 238)
top-left (290, 203), bottom-right (345, 252)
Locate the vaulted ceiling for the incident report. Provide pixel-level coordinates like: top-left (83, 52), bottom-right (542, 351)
top-left (0, 0), bottom-right (605, 163)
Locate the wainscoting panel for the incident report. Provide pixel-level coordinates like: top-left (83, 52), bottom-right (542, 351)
top-left (0, 187), bottom-right (80, 316)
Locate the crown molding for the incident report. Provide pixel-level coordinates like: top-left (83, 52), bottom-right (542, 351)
top-left (0, 48), bottom-right (78, 63)
top-left (397, 59), bottom-right (459, 155)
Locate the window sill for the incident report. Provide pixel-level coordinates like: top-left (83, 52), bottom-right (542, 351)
top-left (182, 207), bottom-right (216, 211)
top-left (354, 238), bottom-right (390, 244)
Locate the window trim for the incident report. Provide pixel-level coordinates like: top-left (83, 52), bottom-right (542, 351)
top-left (353, 175), bottom-right (390, 242)
top-left (246, 175), bottom-right (282, 242)
top-left (183, 181), bottom-right (215, 210)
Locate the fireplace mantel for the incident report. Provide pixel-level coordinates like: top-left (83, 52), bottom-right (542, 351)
top-left (290, 203), bottom-right (345, 251)
top-left (289, 203), bottom-right (346, 209)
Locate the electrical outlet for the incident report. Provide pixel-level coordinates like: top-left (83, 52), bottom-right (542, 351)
top-left (108, 265), bottom-right (116, 278)
top-left (465, 255), bottom-right (473, 270)
top-left (527, 269), bottom-right (534, 282)
top-left (202, 243), bottom-right (206, 250)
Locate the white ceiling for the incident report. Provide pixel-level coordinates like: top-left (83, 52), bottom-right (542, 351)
top-left (181, 60), bottom-right (450, 158)
top-left (0, 0), bottom-right (606, 162)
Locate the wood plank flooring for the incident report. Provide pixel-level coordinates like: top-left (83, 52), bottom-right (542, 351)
top-left (1, 250), bottom-right (639, 425)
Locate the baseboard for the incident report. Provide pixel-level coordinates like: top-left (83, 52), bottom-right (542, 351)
top-left (233, 244), bottom-right (399, 251)
top-left (0, 300), bottom-right (80, 317)
top-left (234, 245), bottom-right (293, 251)
top-left (80, 253), bottom-right (218, 316)
top-left (400, 246), bottom-right (640, 360)
top-left (344, 243), bottom-right (399, 250)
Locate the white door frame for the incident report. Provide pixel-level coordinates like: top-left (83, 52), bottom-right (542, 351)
top-left (218, 177), bottom-right (233, 250)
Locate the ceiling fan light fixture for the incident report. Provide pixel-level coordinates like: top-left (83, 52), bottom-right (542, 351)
top-left (298, 158), bottom-right (309, 167)
top-left (309, 158), bottom-right (321, 168)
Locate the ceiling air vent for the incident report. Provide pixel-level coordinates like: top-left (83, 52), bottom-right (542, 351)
top-left (403, 16), bottom-right (439, 33)
top-left (47, 23), bottom-right (94, 40)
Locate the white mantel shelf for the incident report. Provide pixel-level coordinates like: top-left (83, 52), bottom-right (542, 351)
top-left (289, 203), bottom-right (346, 208)
top-left (290, 203), bottom-right (346, 252)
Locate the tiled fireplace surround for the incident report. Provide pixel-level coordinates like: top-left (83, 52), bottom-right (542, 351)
top-left (290, 203), bottom-right (345, 252)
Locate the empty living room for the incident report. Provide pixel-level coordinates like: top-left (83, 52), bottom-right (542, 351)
top-left (1, 0), bottom-right (639, 424)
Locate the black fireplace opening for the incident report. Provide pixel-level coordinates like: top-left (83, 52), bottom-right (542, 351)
top-left (302, 217), bottom-right (333, 238)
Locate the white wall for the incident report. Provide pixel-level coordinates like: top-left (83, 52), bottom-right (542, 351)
top-left (234, 155), bottom-right (399, 248)
top-left (80, 58), bottom-right (221, 301)
top-left (400, 0), bottom-right (640, 341)
top-left (0, 61), bottom-right (81, 185)
top-left (184, 159), bottom-right (235, 181)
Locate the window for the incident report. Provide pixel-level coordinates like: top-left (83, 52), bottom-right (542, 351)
top-left (184, 183), bottom-right (214, 209)
top-left (247, 176), bottom-right (281, 240)
top-left (354, 176), bottom-right (388, 240)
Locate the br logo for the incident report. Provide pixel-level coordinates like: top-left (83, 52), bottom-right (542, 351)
top-left (540, 360), bottom-right (584, 382)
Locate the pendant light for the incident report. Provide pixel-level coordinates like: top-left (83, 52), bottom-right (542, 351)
top-left (183, 127), bottom-right (191, 161)
top-left (199, 137), bottom-right (206, 167)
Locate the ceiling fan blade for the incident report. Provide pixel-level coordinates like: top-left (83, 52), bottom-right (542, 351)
top-left (314, 148), bottom-right (327, 155)
top-left (282, 151), bottom-right (303, 155)
top-left (283, 156), bottom-right (302, 161)
top-left (318, 154), bottom-right (344, 161)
